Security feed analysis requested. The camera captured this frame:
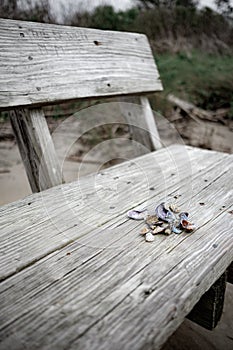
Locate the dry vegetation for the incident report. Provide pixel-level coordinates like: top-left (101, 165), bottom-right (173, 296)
top-left (0, 0), bottom-right (232, 152)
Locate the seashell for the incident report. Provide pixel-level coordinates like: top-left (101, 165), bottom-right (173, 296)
top-left (169, 203), bottom-right (180, 213)
top-left (164, 228), bottom-right (172, 235)
top-left (179, 212), bottom-right (195, 231)
top-left (127, 208), bottom-right (148, 220)
top-left (155, 202), bottom-right (167, 220)
top-left (185, 224), bottom-right (196, 232)
top-left (146, 215), bottom-right (159, 224)
top-left (145, 215), bottom-right (160, 229)
top-left (145, 232), bottom-right (155, 242)
top-left (180, 212), bottom-right (189, 219)
top-left (165, 211), bottom-right (176, 222)
top-left (172, 226), bottom-right (182, 234)
top-left (140, 227), bottom-right (150, 235)
top-left (155, 202), bottom-right (176, 223)
top-left (156, 221), bottom-right (164, 226)
top-left (164, 202), bottom-right (171, 211)
top-left (152, 226), bottom-right (165, 234)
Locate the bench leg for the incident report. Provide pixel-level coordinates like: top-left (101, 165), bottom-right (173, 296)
top-left (10, 107), bottom-right (64, 192)
top-left (227, 262), bottom-right (233, 284)
top-left (187, 272), bottom-right (227, 330)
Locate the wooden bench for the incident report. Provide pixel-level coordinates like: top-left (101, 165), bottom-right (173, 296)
top-left (0, 18), bottom-right (232, 350)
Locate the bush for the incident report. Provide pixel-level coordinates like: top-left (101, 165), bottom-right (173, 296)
top-left (0, 0), bottom-right (55, 23)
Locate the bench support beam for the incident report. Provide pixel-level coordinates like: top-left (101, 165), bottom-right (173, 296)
top-left (119, 96), bottom-right (162, 154)
top-left (140, 96), bottom-right (162, 151)
top-left (10, 108), bottom-right (64, 192)
top-left (187, 272), bottom-right (226, 330)
top-left (227, 262), bottom-right (233, 284)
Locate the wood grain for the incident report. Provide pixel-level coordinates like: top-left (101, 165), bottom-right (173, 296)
top-left (10, 108), bottom-right (64, 192)
top-left (0, 144), bottom-right (229, 280)
top-left (0, 18), bottom-right (162, 109)
top-left (0, 145), bottom-right (232, 350)
top-left (119, 96), bottom-right (154, 154)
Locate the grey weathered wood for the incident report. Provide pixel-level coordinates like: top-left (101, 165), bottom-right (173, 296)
top-left (119, 97), bottom-right (154, 155)
top-left (187, 272), bottom-right (227, 330)
top-left (120, 97), bottom-right (162, 153)
top-left (0, 144), bottom-right (230, 280)
top-left (0, 18), bottom-right (162, 109)
top-left (167, 94), bottom-right (212, 121)
top-left (174, 117), bottom-right (233, 154)
top-left (0, 145), bottom-right (232, 350)
top-left (140, 96), bottom-right (162, 150)
top-left (10, 108), bottom-right (63, 192)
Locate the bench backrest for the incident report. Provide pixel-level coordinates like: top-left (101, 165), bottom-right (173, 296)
top-left (0, 18), bottom-right (163, 193)
top-left (0, 18), bottom-right (162, 110)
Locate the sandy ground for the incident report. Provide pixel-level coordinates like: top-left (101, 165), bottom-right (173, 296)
top-left (0, 126), bottom-right (232, 349)
top-left (0, 140), bottom-right (100, 205)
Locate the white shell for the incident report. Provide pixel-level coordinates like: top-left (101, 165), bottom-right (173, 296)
top-left (164, 228), bottom-right (172, 235)
top-left (145, 232), bottom-right (155, 242)
top-left (127, 209), bottom-right (148, 220)
top-left (153, 226), bottom-right (165, 234)
top-left (140, 227), bottom-right (150, 235)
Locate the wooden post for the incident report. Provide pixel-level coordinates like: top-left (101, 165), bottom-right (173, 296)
top-left (119, 97), bottom-right (153, 155)
top-left (10, 108), bottom-right (64, 192)
top-left (119, 96), bottom-right (162, 155)
top-left (140, 96), bottom-right (162, 151)
top-left (187, 272), bottom-right (226, 330)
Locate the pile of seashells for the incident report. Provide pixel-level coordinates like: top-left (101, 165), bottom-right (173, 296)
top-left (127, 202), bottom-right (196, 242)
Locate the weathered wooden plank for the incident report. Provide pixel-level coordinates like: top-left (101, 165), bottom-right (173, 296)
top-left (0, 160), bottom-right (232, 350)
top-left (187, 272), bottom-right (227, 330)
top-left (119, 97), bottom-right (154, 155)
top-left (0, 18), bottom-right (162, 109)
top-left (167, 94), bottom-right (215, 121)
top-left (140, 96), bottom-right (162, 150)
top-left (10, 108), bottom-right (64, 192)
top-left (0, 145), bottom-right (230, 281)
top-left (119, 96), bottom-right (162, 153)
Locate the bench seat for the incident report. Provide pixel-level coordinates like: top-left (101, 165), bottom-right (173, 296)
top-left (0, 144), bottom-right (232, 350)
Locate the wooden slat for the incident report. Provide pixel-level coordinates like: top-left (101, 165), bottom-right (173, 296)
top-left (0, 18), bottom-right (162, 109)
top-left (187, 272), bottom-right (227, 330)
top-left (0, 145), bottom-right (230, 280)
top-left (0, 146), bottom-right (232, 350)
top-left (10, 108), bottom-right (64, 192)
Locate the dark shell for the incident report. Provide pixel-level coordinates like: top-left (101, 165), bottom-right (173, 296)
top-left (179, 212), bottom-right (195, 231)
top-left (155, 202), bottom-right (167, 220)
top-left (155, 202), bottom-right (176, 223)
top-left (172, 226), bottom-right (182, 234)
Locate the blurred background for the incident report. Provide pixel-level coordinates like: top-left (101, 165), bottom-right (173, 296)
top-left (0, 0), bottom-right (233, 204)
top-left (0, 0), bottom-right (232, 201)
top-left (0, 1), bottom-right (233, 349)
top-left (0, 0), bottom-right (232, 202)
